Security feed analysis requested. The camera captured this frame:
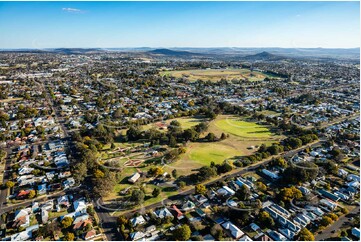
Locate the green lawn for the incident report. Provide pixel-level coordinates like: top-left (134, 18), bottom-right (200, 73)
top-left (214, 116), bottom-right (272, 138)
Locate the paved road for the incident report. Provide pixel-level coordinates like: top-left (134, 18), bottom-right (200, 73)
top-left (316, 206), bottom-right (360, 241)
top-left (93, 199), bottom-right (121, 241)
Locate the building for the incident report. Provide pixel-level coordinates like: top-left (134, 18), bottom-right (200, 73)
top-left (221, 221), bottom-right (244, 239)
top-left (130, 215), bottom-right (146, 227)
top-left (128, 172), bottom-right (141, 184)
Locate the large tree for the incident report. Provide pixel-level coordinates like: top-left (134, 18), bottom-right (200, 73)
top-left (297, 228), bottom-right (315, 241)
top-left (195, 184), bottom-right (207, 195)
top-left (130, 190), bottom-right (145, 205)
top-left (173, 224), bottom-right (191, 241)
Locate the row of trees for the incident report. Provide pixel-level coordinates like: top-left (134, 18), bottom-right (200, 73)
top-left (71, 134), bottom-right (117, 197)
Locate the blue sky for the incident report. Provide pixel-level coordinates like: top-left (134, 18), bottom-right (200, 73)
top-left (0, 1), bottom-right (359, 48)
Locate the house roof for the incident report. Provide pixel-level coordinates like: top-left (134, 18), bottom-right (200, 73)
top-left (222, 221), bottom-right (244, 239)
top-left (130, 215), bottom-right (146, 226)
top-left (172, 205), bottom-right (183, 218)
top-left (84, 229), bottom-right (96, 240)
top-left (154, 207), bottom-right (173, 218)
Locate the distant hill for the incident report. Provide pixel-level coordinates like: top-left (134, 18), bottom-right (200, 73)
top-left (147, 48), bottom-right (202, 57)
top-left (243, 51), bottom-right (286, 61)
top-left (51, 48), bottom-right (105, 54)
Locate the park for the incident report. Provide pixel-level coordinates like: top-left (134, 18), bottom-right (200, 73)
top-left (160, 68), bottom-right (280, 82)
top-left (98, 114), bottom-right (284, 208)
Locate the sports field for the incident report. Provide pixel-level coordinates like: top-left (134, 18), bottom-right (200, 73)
top-left (160, 68), bottom-right (279, 82)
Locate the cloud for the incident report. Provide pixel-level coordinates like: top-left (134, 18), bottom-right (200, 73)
top-left (296, 14), bottom-right (301, 17)
top-left (62, 8), bottom-right (84, 13)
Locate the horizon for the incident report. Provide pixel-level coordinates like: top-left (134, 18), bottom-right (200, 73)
top-left (1, 46), bottom-right (360, 50)
top-left (0, 1), bottom-right (360, 49)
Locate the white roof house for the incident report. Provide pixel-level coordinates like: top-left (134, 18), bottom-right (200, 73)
top-left (128, 172), bottom-right (141, 184)
top-left (73, 199), bottom-right (87, 213)
top-left (222, 221), bottom-right (244, 239)
top-left (320, 199), bottom-right (337, 210)
top-left (153, 207), bottom-right (173, 219)
top-left (239, 235), bottom-right (253, 241)
top-left (262, 169), bottom-right (279, 179)
top-left (130, 231), bottom-right (145, 241)
top-left (130, 215), bottom-right (146, 227)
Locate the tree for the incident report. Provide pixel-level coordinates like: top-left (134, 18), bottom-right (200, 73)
top-left (130, 190), bottom-right (145, 204)
top-left (320, 216), bottom-right (333, 227)
top-left (178, 181), bottom-right (186, 189)
top-left (196, 166), bottom-right (217, 182)
top-left (210, 224), bottom-right (224, 240)
top-left (195, 184), bottom-right (207, 195)
top-left (172, 169), bottom-right (178, 178)
top-left (148, 167), bottom-right (164, 177)
top-left (73, 162), bottom-right (88, 183)
top-left (297, 228), bottom-right (315, 241)
top-left (64, 232), bottom-right (75, 241)
top-left (206, 132), bottom-right (216, 142)
top-left (327, 213), bottom-right (338, 221)
top-left (61, 217), bottom-right (73, 229)
top-left (117, 215), bottom-right (128, 225)
top-left (256, 181), bottom-right (267, 192)
top-left (271, 157), bottom-right (288, 168)
top-left (278, 186), bottom-right (302, 203)
top-left (152, 188), bottom-right (161, 197)
top-left (169, 136), bottom-right (177, 147)
top-left (5, 181), bottom-right (15, 188)
top-left (87, 206), bottom-right (95, 216)
top-left (173, 224), bottom-right (191, 241)
top-left (183, 128), bottom-right (199, 142)
top-left (28, 190), bottom-right (36, 199)
top-left (258, 211), bottom-right (274, 228)
top-left (127, 126), bottom-right (141, 141)
top-left (220, 133), bottom-right (227, 140)
top-left (94, 169), bottom-right (105, 178)
top-left (236, 185), bottom-right (251, 200)
top-left (282, 162), bottom-right (319, 184)
top-left (92, 171), bottom-right (117, 197)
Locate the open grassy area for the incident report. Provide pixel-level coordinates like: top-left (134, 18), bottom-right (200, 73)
top-left (160, 68), bottom-right (279, 82)
top-left (163, 115), bottom-right (283, 176)
top-left (214, 116), bottom-right (272, 138)
top-left (141, 116), bottom-right (206, 132)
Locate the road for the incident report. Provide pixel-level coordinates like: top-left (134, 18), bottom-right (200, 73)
top-left (315, 206), bottom-right (360, 241)
top-left (93, 199), bottom-right (121, 241)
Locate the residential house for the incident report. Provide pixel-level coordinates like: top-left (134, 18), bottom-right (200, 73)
top-left (221, 221), bottom-right (244, 239)
top-left (130, 215), bottom-right (146, 227)
top-left (153, 207), bottom-right (173, 219)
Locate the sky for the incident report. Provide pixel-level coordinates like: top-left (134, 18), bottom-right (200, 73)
top-left (0, 1), bottom-right (359, 49)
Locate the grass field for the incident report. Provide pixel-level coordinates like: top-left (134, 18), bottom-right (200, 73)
top-left (163, 115), bottom-right (284, 176)
top-left (141, 116), bottom-right (206, 132)
top-left (214, 117), bottom-right (272, 138)
top-left (160, 68), bottom-right (279, 82)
